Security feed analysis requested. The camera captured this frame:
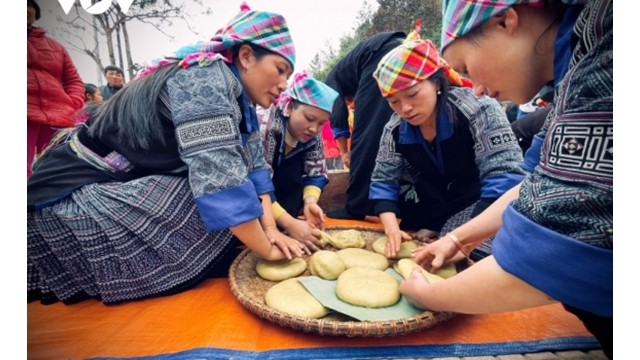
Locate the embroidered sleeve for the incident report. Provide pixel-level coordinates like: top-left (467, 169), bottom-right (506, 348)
top-left (453, 88), bottom-right (526, 199)
top-left (302, 135), bottom-right (329, 189)
top-left (165, 62), bottom-right (262, 230)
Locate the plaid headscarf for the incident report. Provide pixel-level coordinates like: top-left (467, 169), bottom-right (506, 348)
top-left (373, 39), bottom-right (471, 97)
top-left (441, 0), bottom-right (587, 51)
top-left (201, 3), bottom-right (296, 69)
top-left (137, 3), bottom-right (295, 78)
top-left (278, 72), bottom-right (339, 114)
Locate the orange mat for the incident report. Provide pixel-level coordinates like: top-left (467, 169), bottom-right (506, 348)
top-left (27, 219), bottom-right (599, 359)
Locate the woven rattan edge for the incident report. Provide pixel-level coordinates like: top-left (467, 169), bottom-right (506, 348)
top-left (228, 226), bottom-right (458, 337)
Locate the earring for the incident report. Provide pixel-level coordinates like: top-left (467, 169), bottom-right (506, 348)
top-left (437, 90), bottom-right (442, 95)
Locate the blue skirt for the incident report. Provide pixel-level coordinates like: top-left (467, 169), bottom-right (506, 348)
top-left (27, 175), bottom-right (239, 305)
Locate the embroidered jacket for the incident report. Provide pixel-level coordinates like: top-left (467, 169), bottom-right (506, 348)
top-left (28, 59), bottom-right (273, 231)
top-left (493, 0), bottom-right (613, 317)
top-left (369, 86), bottom-right (525, 219)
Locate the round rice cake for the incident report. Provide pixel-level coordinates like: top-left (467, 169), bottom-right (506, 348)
top-left (309, 250), bottom-right (346, 280)
top-left (337, 248), bottom-right (389, 271)
top-left (335, 267), bottom-right (400, 308)
top-left (328, 229), bottom-right (365, 249)
top-left (265, 278), bottom-right (328, 318)
top-left (393, 258), bottom-right (456, 283)
top-left (256, 257), bottom-right (307, 281)
top-left (372, 236), bottom-right (418, 259)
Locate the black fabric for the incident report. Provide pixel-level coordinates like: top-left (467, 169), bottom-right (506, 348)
top-left (27, 116), bottom-right (188, 208)
top-left (325, 32), bottom-right (406, 218)
top-left (27, 142), bottom-right (113, 209)
top-left (373, 199), bottom-right (400, 218)
top-left (562, 304), bottom-right (612, 359)
top-left (511, 106), bottom-right (551, 154)
top-left (271, 144), bottom-right (306, 217)
top-left (391, 106), bottom-right (480, 231)
top-left (470, 198), bottom-right (495, 218)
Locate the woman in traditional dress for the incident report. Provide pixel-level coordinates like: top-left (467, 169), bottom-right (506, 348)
top-left (259, 73), bottom-right (338, 251)
top-left (27, 4), bottom-right (305, 305)
top-left (370, 38), bottom-right (525, 260)
top-left (400, 0), bottom-right (612, 356)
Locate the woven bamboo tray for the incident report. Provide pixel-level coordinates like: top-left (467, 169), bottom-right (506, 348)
top-left (228, 225), bottom-right (458, 337)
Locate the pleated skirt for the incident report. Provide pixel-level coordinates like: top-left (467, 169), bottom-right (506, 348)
top-left (27, 175), bottom-right (240, 305)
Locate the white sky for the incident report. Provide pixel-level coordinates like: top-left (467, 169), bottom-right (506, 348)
top-left (35, 0), bottom-right (376, 85)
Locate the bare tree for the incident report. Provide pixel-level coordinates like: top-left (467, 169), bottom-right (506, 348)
top-left (50, 0), bottom-right (209, 81)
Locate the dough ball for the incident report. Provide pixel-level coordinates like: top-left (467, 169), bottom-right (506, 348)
top-left (337, 248), bottom-right (389, 271)
top-left (265, 278), bottom-right (328, 318)
top-left (393, 258), bottom-right (456, 283)
top-left (318, 231), bottom-right (336, 247)
top-left (335, 267), bottom-right (400, 308)
top-left (372, 236), bottom-right (418, 259)
top-left (328, 229), bottom-right (366, 249)
top-left (309, 250), bottom-right (346, 280)
top-left (256, 257), bottom-right (307, 281)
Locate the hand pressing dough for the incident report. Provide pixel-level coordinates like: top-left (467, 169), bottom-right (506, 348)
top-left (337, 248), bottom-right (389, 271)
top-left (335, 267), bottom-right (400, 308)
top-left (394, 258), bottom-right (457, 283)
top-left (309, 250), bottom-right (346, 280)
top-left (256, 257), bottom-right (307, 281)
top-left (318, 231), bottom-right (336, 247)
top-left (372, 236), bottom-right (418, 259)
top-left (319, 229), bottom-right (365, 249)
top-left (265, 278), bottom-right (328, 318)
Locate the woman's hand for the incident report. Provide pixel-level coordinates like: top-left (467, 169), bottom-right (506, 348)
top-left (341, 151), bottom-right (351, 168)
top-left (263, 225), bottom-right (308, 259)
top-left (379, 211), bottom-right (411, 258)
top-left (303, 200), bottom-right (325, 229)
top-left (412, 235), bottom-right (463, 272)
top-left (283, 218), bottom-right (322, 252)
top-left (399, 269), bottom-right (432, 310)
top-left (385, 228), bottom-right (412, 258)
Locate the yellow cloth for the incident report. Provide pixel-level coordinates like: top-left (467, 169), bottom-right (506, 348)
top-left (303, 186), bottom-right (321, 201)
top-left (271, 202), bottom-right (287, 220)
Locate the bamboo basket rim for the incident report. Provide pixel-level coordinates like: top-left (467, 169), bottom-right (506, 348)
top-left (228, 225), bottom-right (457, 337)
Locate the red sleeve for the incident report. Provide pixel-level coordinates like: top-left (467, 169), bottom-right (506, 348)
top-left (58, 45), bottom-right (86, 111)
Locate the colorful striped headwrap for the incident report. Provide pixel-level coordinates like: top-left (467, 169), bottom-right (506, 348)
top-left (278, 72), bottom-right (339, 114)
top-left (201, 2), bottom-right (295, 68)
top-left (137, 2), bottom-right (295, 79)
top-left (373, 39), bottom-right (472, 98)
top-left (440, 0), bottom-right (587, 52)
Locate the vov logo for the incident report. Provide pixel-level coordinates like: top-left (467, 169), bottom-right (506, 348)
top-left (58, 0), bottom-right (136, 15)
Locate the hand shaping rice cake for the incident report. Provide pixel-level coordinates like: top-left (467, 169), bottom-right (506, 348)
top-left (372, 236), bottom-right (419, 259)
top-left (394, 258), bottom-right (457, 283)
